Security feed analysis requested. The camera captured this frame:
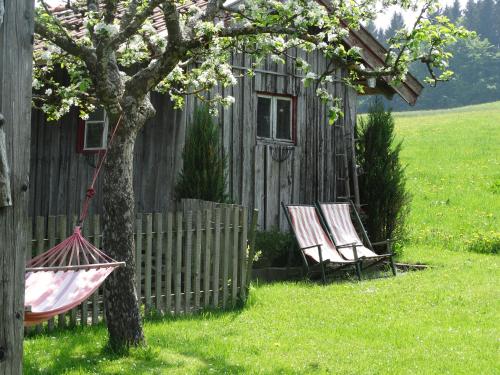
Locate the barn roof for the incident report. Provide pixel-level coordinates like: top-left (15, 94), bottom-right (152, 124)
top-left (41, 2), bottom-right (422, 105)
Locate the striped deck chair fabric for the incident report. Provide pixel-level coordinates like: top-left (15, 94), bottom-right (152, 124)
top-left (286, 205), bottom-right (347, 263)
top-left (318, 203), bottom-right (379, 260)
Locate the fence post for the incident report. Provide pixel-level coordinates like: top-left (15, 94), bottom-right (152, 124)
top-left (81, 218), bottom-right (90, 326)
top-left (165, 212), bottom-right (173, 314)
top-left (145, 214), bottom-right (153, 311)
top-left (46, 216), bottom-right (56, 331)
top-left (185, 211), bottom-right (193, 313)
top-left (24, 219), bottom-right (33, 335)
top-left (175, 212), bottom-right (182, 314)
top-left (203, 209), bottom-right (212, 307)
top-left (135, 214), bottom-right (143, 308)
top-left (92, 215), bottom-right (101, 325)
top-left (222, 207), bottom-right (231, 308)
top-left (231, 207), bottom-right (239, 306)
top-left (239, 207), bottom-right (248, 301)
top-left (154, 213), bottom-right (163, 312)
top-left (69, 215), bottom-right (78, 327)
top-left (212, 208), bottom-right (221, 308)
top-left (194, 211), bottom-right (202, 311)
top-left (34, 216), bottom-right (45, 333)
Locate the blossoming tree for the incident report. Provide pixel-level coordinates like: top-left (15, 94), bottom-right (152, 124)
top-left (34, 0), bottom-right (469, 350)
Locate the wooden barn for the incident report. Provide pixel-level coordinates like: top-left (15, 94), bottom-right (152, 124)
top-left (30, 9), bottom-right (422, 231)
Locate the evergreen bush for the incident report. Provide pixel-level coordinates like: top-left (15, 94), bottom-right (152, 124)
top-left (253, 228), bottom-right (296, 268)
top-left (175, 105), bottom-right (228, 202)
top-left (356, 98), bottom-right (411, 254)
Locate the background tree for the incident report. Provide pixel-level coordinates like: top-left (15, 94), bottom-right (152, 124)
top-left (360, 0), bottom-right (500, 112)
top-left (175, 105), bottom-right (228, 203)
top-left (476, 0), bottom-right (496, 44)
top-left (443, 0), bottom-right (461, 23)
top-left (34, 0), bottom-right (470, 350)
top-left (384, 11), bottom-right (405, 42)
top-left (464, 0), bottom-right (480, 33)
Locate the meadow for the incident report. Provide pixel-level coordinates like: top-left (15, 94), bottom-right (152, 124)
top-left (24, 102), bottom-right (500, 374)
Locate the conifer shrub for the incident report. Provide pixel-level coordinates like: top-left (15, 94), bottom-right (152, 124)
top-left (175, 105), bottom-right (228, 202)
top-left (356, 98), bottom-right (411, 254)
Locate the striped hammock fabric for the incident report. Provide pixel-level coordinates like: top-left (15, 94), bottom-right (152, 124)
top-left (318, 203), bottom-right (377, 260)
top-left (287, 205), bottom-right (345, 263)
top-left (24, 268), bottom-right (114, 326)
top-left (24, 227), bottom-right (123, 326)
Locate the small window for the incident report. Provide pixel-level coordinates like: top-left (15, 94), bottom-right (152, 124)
top-left (83, 108), bottom-right (108, 151)
top-left (257, 94), bottom-right (293, 142)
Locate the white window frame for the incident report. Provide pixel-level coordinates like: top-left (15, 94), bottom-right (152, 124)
top-left (257, 94), bottom-right (293, 143)
top-left (83, 109), bottom-right (109, 151)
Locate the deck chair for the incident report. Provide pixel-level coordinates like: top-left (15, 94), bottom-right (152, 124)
top-left (317, 201), bottom-right (396, 276)
top-left (281, 203), bottom-right (361, 283)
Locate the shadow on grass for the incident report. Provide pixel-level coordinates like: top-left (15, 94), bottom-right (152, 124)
top-left (24, 306), bottom-right (250, 374)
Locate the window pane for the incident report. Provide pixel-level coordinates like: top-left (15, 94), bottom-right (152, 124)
top-left (257, 97), bottom-right (271, 138)
top-left (88, 107), bottom-right (105, 121)
top-left (276, 99), bottom-right (291, 140)
top-left (85, 122), bottom-right (105, 149)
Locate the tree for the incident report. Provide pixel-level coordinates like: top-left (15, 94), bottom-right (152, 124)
top-left (356, 99), bottom-right (410, 252)
top-left (477, 0), bottom-right (497, 45)
top-left (175, 105), bottom-right (228, 203)
top-left (444, 0), bottom-right (462, 23)
top-left (464, 0), bottom-right (480, 31)
top-left (33, 0), bottom-right (471, 350)
top-left (384, 11), bottom-right (405, 41)
top-left (0, 1), bottom-right (34, 374)
top-left (494, 0), bottom-right (500, 47)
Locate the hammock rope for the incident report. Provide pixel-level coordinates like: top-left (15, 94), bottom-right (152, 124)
top-left (24, 114), bottom-right (125, 326)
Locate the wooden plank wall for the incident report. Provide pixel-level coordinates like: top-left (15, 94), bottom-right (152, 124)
top-left (26, 204), bottom-right (257, 332)
top-left (28, 52), bottom-right (357, 232)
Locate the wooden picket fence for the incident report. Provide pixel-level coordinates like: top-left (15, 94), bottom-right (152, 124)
top-left (26, 203), bottom-right (258, 332)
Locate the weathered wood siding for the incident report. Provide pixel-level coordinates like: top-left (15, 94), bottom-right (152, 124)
top-left (0, 0), bottom-right (34, 373)
top-left (29, 51), bottom-right (357, 231)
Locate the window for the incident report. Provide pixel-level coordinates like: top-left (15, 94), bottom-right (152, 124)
top-left (257, 94), bottom-right (294, 142)
top-left (77, 108), bottom-right (109, 153)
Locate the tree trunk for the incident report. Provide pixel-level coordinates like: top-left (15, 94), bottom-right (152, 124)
top-left (0, 0), bottom-right (34, 373)
top-left (101, 98), bottom-right (154, 350)
top-left (102, 127), bottom-right (144, 350)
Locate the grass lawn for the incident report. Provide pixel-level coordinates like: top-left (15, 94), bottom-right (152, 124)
top-left (24, 102), bottom-right (500, 374)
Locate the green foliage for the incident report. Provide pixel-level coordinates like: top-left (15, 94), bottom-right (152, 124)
top-left (175, 105), bottom-right (228, 203)
top-left (357, 99), bottom-right (411, 252)
top-left (253, 228), bottom-right (295, 268)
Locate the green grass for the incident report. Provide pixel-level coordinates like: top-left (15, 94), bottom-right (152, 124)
top-left (396, 100), bottom-right (500, 255)
top-left (24, 102), bottom-right (500, 374)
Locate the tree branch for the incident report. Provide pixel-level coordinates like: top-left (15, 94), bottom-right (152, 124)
top-left (203, 0), bottom-right (224, 22)
top-left (35, 20), bottom-right (97, 67)
top-left (162, 0), bottom-right (182, 44)
top-left (109, 0), bottom-right (162, 49)
top-left (103, 0), bottom-right (118, 23)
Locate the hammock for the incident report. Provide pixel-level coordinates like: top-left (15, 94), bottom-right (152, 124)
top-left (24, 116), bottom-right (124, 326)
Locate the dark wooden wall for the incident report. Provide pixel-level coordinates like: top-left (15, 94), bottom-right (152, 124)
top-left (29, 51), bottom-right (358, 231)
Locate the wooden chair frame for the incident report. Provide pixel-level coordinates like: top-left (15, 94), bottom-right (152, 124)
top-left (281, 202), bottom-right (361, 283)
top-left (316, 200), bottom-right (397, 276)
